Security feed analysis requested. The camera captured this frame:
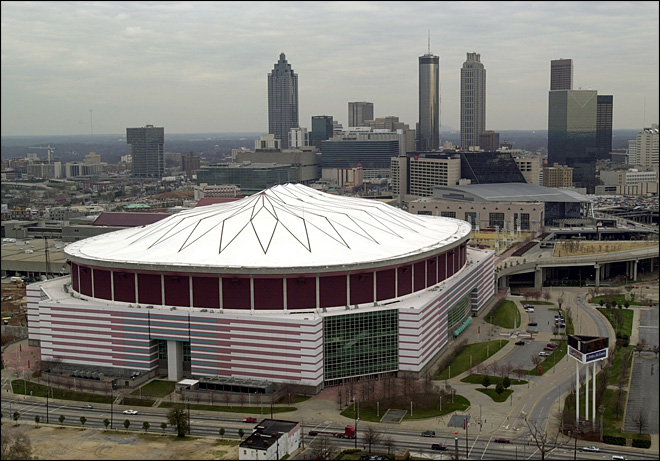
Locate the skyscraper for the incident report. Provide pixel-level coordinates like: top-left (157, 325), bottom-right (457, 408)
top-left (127, 124), bottom-right (164, 178)
top-left (311, 115), bottom-right (334, 149)
top-left (418, 49), bottom-right (440, 151)
top-left (547, 89), bottom-right (597, 190)
top-left (460, 52), bottom-right (486, 150)
top-left (348, 102), bottom-right (374, 127)
top-left (268, 53), bottom-right (299, 149)
top-left (550, 58), bottom-right (573, 90)
top-left (596, 95), bottom-right (613, 158)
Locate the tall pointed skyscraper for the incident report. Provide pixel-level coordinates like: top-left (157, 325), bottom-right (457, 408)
top-left (460, 52), bottom-right (486, 150)
top-left (417, 37), bottom-right (440, 151)
top-left (268, 53), bottom-right (299, 149)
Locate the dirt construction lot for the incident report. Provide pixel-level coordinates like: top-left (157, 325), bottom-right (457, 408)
top-left (3, 424), bottom-right (239, 460)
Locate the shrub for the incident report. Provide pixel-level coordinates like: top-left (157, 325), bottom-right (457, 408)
top-left (632, 439), bottom-right (651, 449)
top-left (603, 435), bottom-right (626, 446)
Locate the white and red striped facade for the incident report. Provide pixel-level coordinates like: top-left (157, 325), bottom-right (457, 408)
top-left (27, 184), bottom-right (495, 390)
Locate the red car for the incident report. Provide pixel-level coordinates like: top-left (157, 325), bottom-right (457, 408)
top-left (431, 444), bottom-right (448, 450)
top-left (243, 417), bottom-right (257, 423)
top-left (494, 438), bottom-right (510, 443)
top-left (547, 343), bottom-right (558, 349)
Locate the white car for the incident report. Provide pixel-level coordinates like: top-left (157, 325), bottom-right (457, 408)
top-left (581, 446), bottom-right (600, 452)
top-left (122, 410), bottom-right (139, 415)
top-left (539, 351), bottom-right (551, 357)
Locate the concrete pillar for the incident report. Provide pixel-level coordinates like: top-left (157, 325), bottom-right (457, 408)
top-left (576, 361), bottom-right (580, 426)
top-left (585, 361), bottom-right (589, 423)
top-left (594, 264), bottom-right (600, 287)
top-left (167, 340), bottom-right (183, 381)
top-left (535, 268), bottom-right (543, 288)
top-left (592, 361), bottom-right (597, 431)
top-left (633, 260), bottom-right (638, 281)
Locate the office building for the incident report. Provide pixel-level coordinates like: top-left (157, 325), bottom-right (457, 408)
top-left (513, 155), bottom-right (542, 185)
top-left (28, 184), bottom-right (493, 392)
top-left (268, 53), bottom-right (299, 149)
top-left (363, 116), bottom-right (416, 153)
top-left (542, 163), bottom-right (573, 188)
top-left (479, 131), bottom-right (499, 152)
top-left (311, 116), bottom-right (334, 149)
top-left (550, 59), bottom-right (573, 90)
top-left (196, 162), bottom-right (298, 195)
top-left (635, 124), bottom-right (659, 167)
top-left (547, 89), bottom-right (598, 190)
top-left (460, 52), bottom-right (486, 150)
top-left (182, 152), bottom-right (201, 177)
top-left (391, 153), bottom-right (461, 197)
top-left (596, 95), bottom-right (613, 158)
top-left (127, 125), bottom-right (165, 178)
top-left (418, 51), bottom-right (440, 151)
top-left (348, 102), bottom-right (374, 127)
top-left (289, 127), bottom-right (309, 148)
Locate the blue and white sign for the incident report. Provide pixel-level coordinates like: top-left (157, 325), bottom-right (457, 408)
top-left (586, 348), bottom-right (608, 363)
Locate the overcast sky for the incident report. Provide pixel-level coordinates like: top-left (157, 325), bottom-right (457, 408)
top-left (1, 1), bottom-right (658, 137)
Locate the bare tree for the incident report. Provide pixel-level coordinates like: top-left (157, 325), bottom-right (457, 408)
top-left (308, 435), bottom-right (340, 460)
top-left (652, 345), bottom-right (660, 358)
top-left (362, 425), bottom-right (382, 453)
top-left (631, 408), bottom-right (648, 435)
top-left (222, 392), bottom-right (232, 408)
top-left (237, 393), bottom-right (247, 407)
top-left (531, 354), bottom-right (543, 368)
top-left (383, 435), bottom-right (396, 456)
top-left (0, 431), bottom-right (33, 460)
top-left (526, 419), bottom-right (560, 460)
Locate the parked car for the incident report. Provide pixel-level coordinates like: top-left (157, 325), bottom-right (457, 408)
top-left (494, 438), bottom-right (510, 443)
top-left (421, 430), bottom-right (436, 437)
top-left (539, 351), bottom-right (551, 357)
top-left (431, 444), bottom-right (448, 450)
top-left (122, 410), bottom-right (138, 415)
top-left (544, 346), bottom-right (555, 351)
top-left (581, 446), bottom-right (600, 452)
top-left (547, 343), bottom-right (558, 349)
top-left (528, 322), bottom-right (538, 326)
top-left (515, 341), bottom-right (525, 346)
top-left (243, 417), bottom-right (258, 423)
top-left (82, 404), bottom-right (93, 409)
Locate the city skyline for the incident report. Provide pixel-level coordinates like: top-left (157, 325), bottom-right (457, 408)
top-left (1, 1), bottom-right (658, 136)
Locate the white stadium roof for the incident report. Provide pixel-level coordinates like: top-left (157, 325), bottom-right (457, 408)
top-left (66, 184), bottom-right (471, 271)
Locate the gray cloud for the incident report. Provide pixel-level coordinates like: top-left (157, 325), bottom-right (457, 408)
top-left (1, 1), bottom-right (658, 136)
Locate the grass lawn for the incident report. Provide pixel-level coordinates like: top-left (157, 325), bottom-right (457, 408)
top-left (476, 388), bottom-right (513, 402)
top-left (606, 346), bottom-right (634, 386)
top-left (485, 300), bottom-right (521, 329)
top-left (591, 294), bottom-right (643, 307)
top-left (434, 340), bottom-right (507, 380)
top-left (339, 395), bottom-right (470, 422)
top-left (460, 374), bottom-right (527, 385)
top-left (597, 308), bottom-right (634, 339)
top-left (132, 380), bottom-right (175, 398)
top-left (10, 380), bottom-right (113, 404)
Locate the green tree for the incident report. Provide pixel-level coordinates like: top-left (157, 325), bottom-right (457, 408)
top-left (12, 412), bottom-right (20, 426)
top-left (219, 427), bottom-right (225, 440)
top-left (123, 419), bottom-right (131, 430)
top-left (238, 428), bottom-right (245, 440)
top-left (502, 376), bottom-right (511, 390)
top-left (34, 415), bottom-right (40, 427)
top-left (58, 415), bottom-right (65, 427)
top-left (167, 407), bottom-right (189, 438)
top-left (495, 383), bottom-right (505, 395)
top-left (103, 418), bottom-right (110, 431)
top-left (160, 421), bottom-right (168, 433)
top-left (482, 375), bottom-right (491, 388)
top-left (142, 421), bottom-right (150, 433)
top-left (80, 416), bottom-right (87, 428)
